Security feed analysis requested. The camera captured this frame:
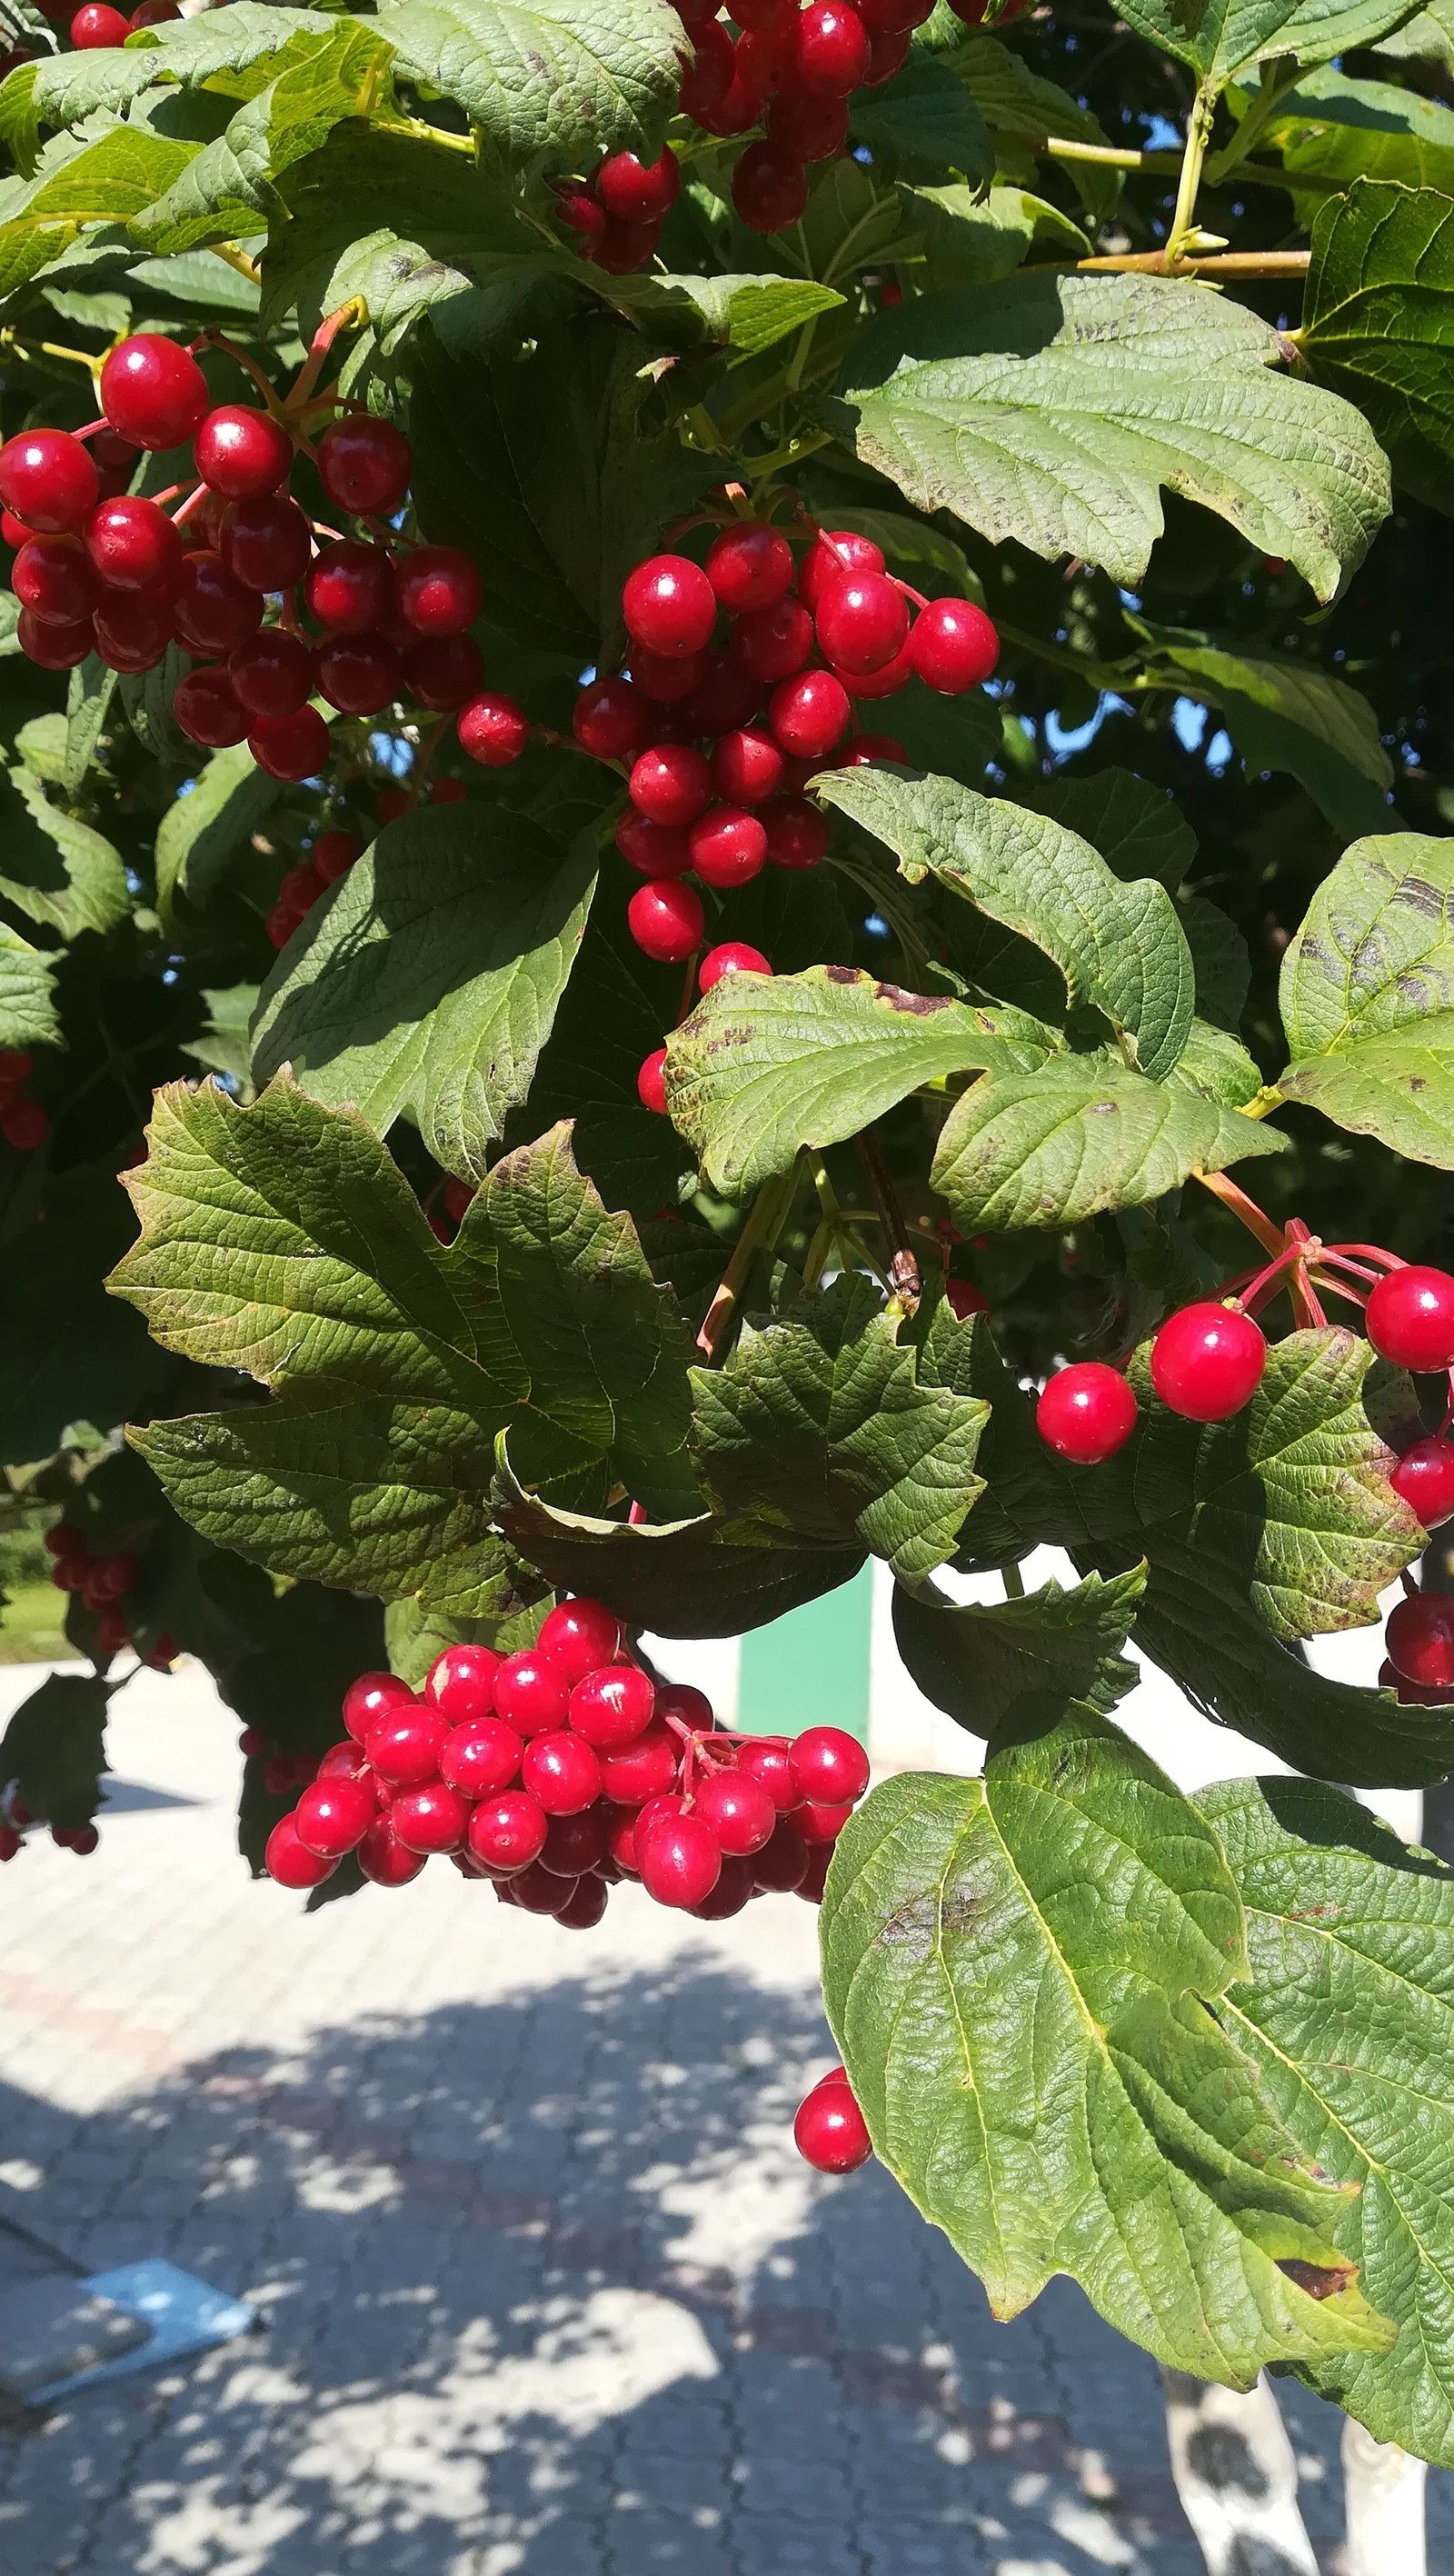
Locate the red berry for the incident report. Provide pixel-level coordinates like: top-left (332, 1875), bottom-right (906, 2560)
top-left (762, 794), bottom-right (829, 870)
top-left (864, 25), bottom-right (911, 80)
top-left (693, 1766), bottom-right (776, 1853)
top-left (392, 1780), bottom-right (470, 1853)
top-left (712, 725), bottom-right (784, 806)
top-left (174, 665), bottom-right (250, 749)
top-left (632, 644), bottom-right (711, 706)
top-left (568, 1662), bottom-right (655, 1748)
top-left (556, 1873), bottom-right (609, 1929)
top-left (294, 1774), bottom-right (375, 1858)
top-left (376, 785), bottom-right (411, 824)
top-left (730, 594), bottom-right (813, 684)
top-left (752, 1816), bottom-right (811, 1892)
top-left (678, 18), bottom-right (735, 118)
top-left (700, 941), bottom-right (772, 990)
top-left (910, 597), bottom-right (999, 694)
top-left (71, 5), bottom-right (129, 45)
top-left (430, 776), bottom-right (466, 804)
top-left (628, 877), bottom-right (705, 963)
top-left (1387, 1590), bottom-right (1454, 1691)
top-left (678, 654), bottom-right (762, 737)
top-left (838, 731), bottom-right (908, 768)
top-left (393, 544), bottom-right (480, 634)
top-left (638, 1047), bottom-right (669, 1113)
top-left (93, 590), bottom-right (173, 673)
top-left (364, 1703), bottom-right (448, 1786)
top-left (468, 1790), bottom-right (548, 1872)
top-left (319, 634), bottom-right (403, 716)
top-left (440, 1716), bottom-right (523, 1800)
top-left (316, 1739), bottom-right (371, 1782)
top-left (789, 1725), bottom-right (869, 1804)
top-left (767, 85), bottom-right (850, 160)
top-left (523, 1730), bottom-right (603, 1814)
top-left (42, 1521), bottom-right (75, 1555)
top-left (769, 667), bottom-right (851, 759)
top-left (459, 693), bottom-right (528, 766)
top-left (800, 532), bottom-right (884, 614)
top-left (0, 1825), bottom-right (21, 1862)
top-left (509, 1858), bottom-right (577, 1912)
top-left (1150, 1303), bottom-right (1266, 1423)
top-left (173, 548), bottom-right (262, 654)
top-left (738, 1739), bottom-right (800, 1811)
top-left (1390, 1438), bottom-right (1454, 1529)
top-left (631, 742), bottom-right (712, 826)
top-left (689, 804), bottom-right (768, 888)
top-left (422, 1642), bottom-right (501, 1723)
top-left (732, 142), bottom-right (810, 234)
top-left (250, 706), bottom-right (331, 781)
top-left (264, 1815), bottom-right (337, 1889)
top-left (1036, 1363), bottom-right (1138, 1464)
top-left (792, 0), bottom-right (868, 88)
top-left (313, 828), bottom-right (362, 884)
top-left (403, 632), bottom-right (484, 712)
top-left (1, 1100), bottom-right (47, 1151)
top-left (222, 494), bottom-right (312, 591)
top-left (541, 1807), bottom-right (609, 1877)
top-left (304, 537), bottom-right (393, 634)
top-left (13, 536), bottom-right (97, 627)
top-left (343, 1672), bottom-right (415, 1742)
top-left (194, 404), bottom-right (292, 501)
top-left (0, 429), bottom-right (97, 534)
top-left (794, 1798), bottom-right (852, 1844)
top-left (598, 146), bottom-right (682, 223)
top-left (537, 1595), bottom-right (623, 1684)
top-left (358, 1818), bottom-right (427, 1885)
top-left (228, 629), bottom-right (314, 720)
top-left (814, 571), bottom-right (908, 676)
top-left (594, 215), bottom-right (664, 275)
top-left (1366, 1265), bottom-right (1454, 1373)
top-left (557, 183), bottom-right (607, 259)
top-left (494, 1647), bottom-right (572, 1736)
top-left (100, 334), bottom-right (210, 451)
top-left (794, 2075), bottom-right (871, 2172)
top-left (705, 523), bottom-right (795, 615)
top-left (597, 1722), bottom-right (679, 1804)
top-left (617, 810), bottom-right (692, 877)
top-left (638, 1809), bottom-right (722, 1907)
top-left (317, 414), bottom-right (412, 517)
top-left (1, 509), bottom-right (30, 550)
top-left (834, 637), bottom-right (913, 699)
top-left (653, 1682), bottom-right (717, 1735)
top-left (265, 902), bottom-right (302, 951)
top-left (574, 674), bottom-right (648, 760)
top-left (17, 607), bottom-right (92, 668)
top-left (623, 553), bottom-right (717, 659)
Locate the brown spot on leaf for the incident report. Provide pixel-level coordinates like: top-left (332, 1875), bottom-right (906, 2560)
top-left (874, 1892), bottom-right (938, 1952)
top-left (824, 964), bottom-right (859, 984)
top-left (1277, 2256), bottom-right (1356, 2301)
top-left (875, 982), bottom-right (954, 1016)
top-left (1399, 875), bottom-right (1444, 921)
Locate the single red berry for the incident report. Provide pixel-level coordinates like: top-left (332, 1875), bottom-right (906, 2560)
top-left (800, 532), bottom-right (884, 614)
top-left (1390, 1437), bottom-right (1454, 1529)
top-left (265, 901), bottom-right (302, 950)
top-left (732, 142), bottom-right (810, 234)
top-left (0, 1825), bottom-right (22, 1863)
top-left (730, 594), bottom-right (814, 684)
top-left (91, 1551), bottom-right (137, 1600)
top-left (319, 634), bottom-right (403, 716)
top-left (294, 1774), bottom-right (375, 1858)
top-left (767, 85), bottom-right (850, 160)
top-left (100, 334), bottom-right (210, 450)
top-left (833, 637), bottom-right (913, 699)
top-left (1037, 1363), bottom-right (1138, 1464)
top-left (623, 554), bottom-right (717, 659)
top-left (538, 1595), bottom-right (623, 1685)
top-left (556, 183), bottom-right (607, 259)
top-left (736, 1739), bottom-right (800, 1812)
top-left (304, 537), bottom-right (394, 634)
top-left (838, 732), bottom-right (908, 768)
top-left (12, 536), bottom-right (97, 627)
top-left (423, 1642), bottom-right (501, 1723)
top-left (628, 877), bottom-right (705, 963)
top-left (18, 609), bottom-right (94, 669)
top-left (42, 1520), bottom-right (75, 1556)
top-left (440, 1716), bottom-right (523, 1801)
top-left (678, 654), bottom-right (762, 738)
top-left (705, 523), bottom-right (795, 615)
top-left (222, 493), bottom-right (312, 591)
top-left (1, 1100), bottom-right (48, 1151)
top-left (403, 632), bottom-right (485, 712)
top-left (228, 629), bottom-right (315, 720)
top-left (93, 590), bottom-right (173, 674)
top-left (71, 5), bottom-right (130, 45)
top-left (317, 414), bottom-right (412, 517)
top-left (794, 2075), bottom-right (871, 2172)
top-left (0, 429), bottom-right (97, 534)
top-left (459, 693), bottom-right (528, 766)
top-left (630, 743), bottom-right (712, 826)
top-left (555, 1873), bottom-right (609, 1929)
top-left (313, 828), bottom-right (362, 884)
top-left (638, 1809), bottom-right (722, 1908)
top-left (1, 509), bottom-right (30, 550)
top-left (574, 674), bottom-right (648, 761)
top-left (700, 941), bottom-right (772, 990)
top-left (794, 1798), bottom-right (852, 1844)
top-left (1366, 1265), bottom-right (1454, 1373)
top-left (250, 706), bottom-right (331, 781)
top-left (89, 425), bottom-right (138, 486)
top-left (637, 1046), bottom-right (670, 1113)
top-left (265, 1816), bottom-right (337, 1889)
top-left (376, 785), bottom-right (411, 825)
top-left (617, 810), bottom-right (692, 878)
top-left (632, 644), bottom-right (711, 706)
top-left (752, 1816), bottom-right (811, 1892)
top-left (494, 1647), bottom-right (572, 1737)
top-left (541, 1807), bottom-right (609, 1878)
top-left (173, 548), bottom-right (262, 654)
top-left (863, 24), bottom-right (911, 79)
top-left (789, 1726), bottom-right (869, 1805)
top-left (910, 597), bottom-right (999, 694)
top-left (468, 1789), bottom-right (549, 1872)
top-left (792, 0), bottom-right (868, 88)
top-left (358, 1818), bottom-right (427, 1885)
top-left (194, 404), bottom-right (293, 501)
top-left (712, 725), bottom-right (784, 806)
top-left (568, 1662), bottom-right (655, 1748)
top-left (769, 667), bottom-right (851, 759)
top-left (1150, 1303), bottom-right (1266, 1423)
top-left (598, 145), bottom-right (682, 223)
top-left (942, 1278), bottom-right (987, 1321)
top-left (594, 215), bottom-right (664, 275)
top-left (53, 1555), bottom-right (93, 1593)
top-left (392, 1781), bottom-right (470, 1853)
top-left (678, 18), bottom-right (735, 119)
top-left (68, 1823), bottom-right (101, 1856)
top-left (343, 1671), bottom-right (414, 1743)
top-left (597, 1722), bottom-right (679, 1805)
top-left (316, 1739), bottom-right (372, 1782)
top-left (693, 1767), bottom-right (776, 1854)
top-left (364, 1703), bottom-right (448, 1786)
top-left (761, 794), bottom-right (829, 870)
top-left (689, 804), bottom-right (768, 888)
top-left (277, 858), bottom-right (322, 912)
top-left (653, 1682), bottom-right (716, 1735)
top-left (523, 1730), bottom-right (603, 1815)
top-left (1387, 1590), bottom-right (1454, 1691)
top-left (814, 571), bottom-right (908, 676)
top-left (174, 666), bottom-right (250, 749)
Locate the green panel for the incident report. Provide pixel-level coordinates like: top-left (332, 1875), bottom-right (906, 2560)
top-left (736, 1563), bottom-right (872, 1742)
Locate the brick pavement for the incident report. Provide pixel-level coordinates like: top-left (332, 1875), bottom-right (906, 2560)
top-left (0, 1661), bottom-right (1446, 2576)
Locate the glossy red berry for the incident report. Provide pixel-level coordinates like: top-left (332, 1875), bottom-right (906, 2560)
top-left (799, 532), bottom-right (883, 614)
top-left (598, 146), bottom-right (682, 222)
top-left (1037, 1363), bottom-right (1138, 1464)
top-left (794, 2073), bottom-right (872, 2171)
top-left (630, 743), bottom-right (712, 825)
top-left (228, 630), bottom-right (314, 720)
top-left (632, 644), bottom-right (711, 706)
top-left (732, 142), bottom-right (810, 235)
top-left (693, 1766), bottom-right (776, 1854)
top-left (556, 1873), bottom-right (609, 1929)
top-left (313, 828), bottom-right (362, 884)
top-left (174, 666), bottom-right (250, 749)
top-left (752, 1817), bottom-right (811, 1891)
top-left (794, 1798), bottom-right (853, 1844)
top-left (523, 1729), bottom-right (603, 1814)
top-left (1150, 1303), bottom-right (1266, 1423)
top-left (594, 215), bottom-right (664, 275)
top-left (838, 638), bottom-right (914, 700)
top-left (792, 0), bottom-right (868, 89)
top-left (705, 523), bottom-right (795, 615)
top-left (468, 1789), bottom-right (548, 1872)
top-left (17, 608), bottom-right (93, 668)
top-left (319, 634), bottom-right (402, 716)
top-left (392, 1781), bottom-right (470, 1853)
top-left (712, 725), bottom-right (784, 806)
top-left (173, 549), bottom-right (262, 654)
top-left (93, 590), bottom-right (173, 673)
top-left (250, 706), bottom-right (331, 782)
top-left (700, 941), bottom-right (771, 989)
top-left (423, 1641), bottom-right (501, 1723)
top-left (340, 1672), bottom-right (412, 1742)
top-left (364, 1703), bottom-right (448, 1786)
top-left (1387, 1590), bottom-right (1454, 1691)
top-left (440, 1716), bottom-right (523, 1800)
top-left (316, 1738), bottom-right (371, 1782)
top-left (769, 667), bottom-right (851, 760)
top-left (789, 1725), bottom-right (869, 1805)
top-left (540, 1807), bottom-right (608, 1877)
top-left (623, 554), bottom-right (717, 659)
top-left (767, 85), bottom-right (850, 160)
top-left (678, 654), bottom-right (762, 738)
top-left (574, 674), bottom-right (648, 761)
top-left (458, 693), bottom-right (528, 766)
top-left (265, 1816), bottom-right (337, 1889)
top-left (358, 1818), bottom-right (427, 1885)
top-left (294, 1774), bottom-right (375, 1858)
top-left (494, 1647), bottom-right (572, 1737)
top-left (194, 404), bottom-right (292, 500)
top-left (1390, 1438), bottom-right (1454, 1528)
top-left (597, 1722), bottom-right (678, 1805)
top-left (396, 544), bottom-right (482, 635)
top-left (737, 1739), bottom-right (800, 1811)
top-left (568, 1662), bottom-right (655, 1747)
top-left (910, 597), bottom-right (1000, 694)
top-left (71, 5), bottom-right (129, 45)
top-left (678, 18), bottom-right (735, 119)
top-left (404, 634), bottom-right (484, 710)
top-left (557, 183), bottom-right (607, 259)
top-left (317, 413), bottom-right (412, 517)
top-left (1366, 1265), bottom-right (1454, 1373)
top-left (762, 794), bottom-right (829, 870)
top-left (537, 1595), bottom-right (623, 1685)
top-left (638, 1047), bottom-right (669, 1113)
top-left (730, 594), bottom-right (814, 684)
top-left (82, 494), bottom-right (180, 594)
top-left (13, 537), bottom-right (96, 627)
top-left (0, 429), bottom-right (97, 534)
top-left (376, 786), bottom-right (411, 825)
top-left (617, 810), bottom-right (692, 878)
top-left (628, 877), bottom-right (706, 963)
top-left (689, 804), bottom-right (768, 887)
top-left (638, 1809), bottom-right (722, 1908)
top-left (814, 571), bottom-right (908, 676)
top-left (305, 537), bottom-right (393, 634)
top-left (838, 732), bottom-right (908, 769)
top-left (100, 334), bottom-right (210, 450)
top-left (222, 494), bottom-right (312, 592)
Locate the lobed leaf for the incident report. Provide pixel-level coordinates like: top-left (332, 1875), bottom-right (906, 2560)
top-left (498, 1474), bottom-right (866, 1636)
top-left (372, 0), bottom-right (686, 171)
top-left (1278, 831), bottom-right (1454, 1163)
top-left (892, 1564), bottom-right (1145, 1738)
top-left (1115, 0), bottom-right (1421, 87)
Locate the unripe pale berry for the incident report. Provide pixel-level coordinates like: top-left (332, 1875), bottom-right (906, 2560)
top-left (1037, 1363), bottom-right (1138, 1464)
top-left (1150, 1303), bottom-right (1266, 1423)
top-left (1366, 1265), bottom-right (1454, 1373)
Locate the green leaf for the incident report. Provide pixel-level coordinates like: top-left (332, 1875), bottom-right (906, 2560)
top-left (833, 272), bottom-right (1389, 602)
top-left (0, 123), bottom-right (198, 299)
top-left (1276, 831), bottom-right (1454, 1163)
top-left (1266, 65), bottom-right (1454, 194)
top-left (623, 269), bottom-right (845, 356)
top-left (847, 50), bottom-right (991, 185)
top-left (1179, 895), bottom-right (1252, 1033)
top-left (691, 1274), bottom-right (988, 1582)
top-left (1135, 623), bottom-right (1395, 838)
top-left (821, 1721), bottom-right (1395, 2384)
top-left (154, 740), bottom-right (286, 934)
top-left (372, 0), bottom-right (686, 170)
top-left (892, 1563), bottom-right (1144, 1735)
top-left (1116, 0), bottom-right (1421, 88)
top-left (0, 1167), bottom-right (171, 1465)
top-left (119, 639), bottom-right (196, 768)
top-left (0, 1671), bottom-right (111, 1831)
top-left (498, 1475), bottom-right (865, 1637)
top-left (949, 28), bottom-right (1120, 220)
top-left (0, 6), bottom-right (340, 174)
top-left (64, 652), bottom-right (117, 800)
top-left (1039, 766), bottom-right (1197, 892)
top-left (251, 804), bottom-right (598, 1183)
top-left (1203, 1776), bottom-right (1454, 2461)
top-left (1302, 180), bottom-right (1454, 514)
top-left (521, 911), bottom-right (692, 1220)
top-left (820, 764), bottom-right (1197, 1077)
top-left (664, 965), bottom-right (1041, 1199)
top-left (384, 1592), bottom-right (545, 1688)
top-left (0, 923), bottom-right (58, 1051)
top-left (903, 180), bottom-right (1088, 285)
top-left (0, 764), bottom-right (129, 939)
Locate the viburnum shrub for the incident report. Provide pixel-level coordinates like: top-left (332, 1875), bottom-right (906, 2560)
top-left (6, 0), bottom-right (1454, 2514)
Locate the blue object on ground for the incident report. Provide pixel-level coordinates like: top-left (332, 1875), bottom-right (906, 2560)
top-left (24, 2261), bottom-right (255, 2405)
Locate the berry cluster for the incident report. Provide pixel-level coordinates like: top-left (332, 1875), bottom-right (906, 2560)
top-left (0, 1788), bottom-right (99, 1863)
top-left (239, 1726), bottom-right (324, 1802)
top-left (0, 1047), bottom-right (47, 1154)
top-left (793, 2062), bottom-right (872, 2172)
top-left (264, 1593), bottom-right (871, 1926)
top-left (44, 1520), bottom-right (175, 1666)
top-left (67, 0), bottom-right (178, 45)
top-left (0, 335), bottom-right (523, 788)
